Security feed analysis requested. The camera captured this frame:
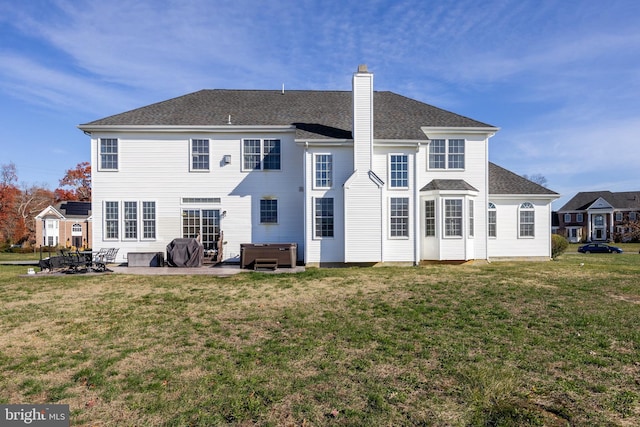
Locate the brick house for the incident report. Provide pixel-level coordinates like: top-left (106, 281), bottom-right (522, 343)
top-left (35, 201), bottom-right (92, 249)
top-left (556, 191), bottom-right (640, 242)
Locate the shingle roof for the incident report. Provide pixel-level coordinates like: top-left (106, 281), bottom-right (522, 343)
top-left (81, 90), bottom-right (495, 140)
top-left (420, 179), bottom-right (479, 192)
top-left (489, 162), bottom-right (558, 195)
top-left (558, 191), bottom-right (640, 211)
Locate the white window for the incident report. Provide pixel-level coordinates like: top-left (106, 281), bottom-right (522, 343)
top-left (72, 223), bottom-right (82, 234)
top-left (429, 139), bottom-right (465, 170)
top-left (389, 154), bottom-right (408, 188)
top-left (577, 213), bottom-right (583, 222)
top-left (314, 154), bottom-right (332, 188)
top-left (488, 202), bottom-right (497, 238)
top-left (444, 199), bottom-right (463, 237)
top-left (424, 200), bottom-right (435, 237)
top-left (191, 139), bottom-right (210, 171)
top-left (615, 212), bottom-right (623, 221)
top-left (104, 201), bottom-right (119, 239)
top-left (564, 213), bottom-right (571, 223)
top-left (631, 212), bottom-right (638, 221)
top-left (142, 201), bottom-right (156, 239)
top-left (123, 201), bottom-right (138, 239)
top-left (99, 138), bottom-right (118, 170)
top-left (314, 198), bottom-right (334, 238)
top-left (594, 215), bottom-right (604, 227)
top-left (260, 199), bottom-right (278, 224)
top-left (243, 139), bottom-right (281, 170)
top-left (390, 197), bottom-right (409, 238)
top-left (519, 202), bottom-right (535, 238)
top-left (468, 199), bottom-right (474, 238)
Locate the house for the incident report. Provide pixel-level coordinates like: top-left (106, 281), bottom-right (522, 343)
top-left (78, 65), bottom-right (559, 265)
top-left (35, 201), bottom-right (92, 249)
top-left (556, 191), bottom-right (640, 242)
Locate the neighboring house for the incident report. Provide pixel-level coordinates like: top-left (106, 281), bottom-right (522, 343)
top-left (78, 65), bottom-right (559, 265)
top-left (35, 201), bottom-right (92, 249)
top-left (556, 191), bottom-right (640, 243)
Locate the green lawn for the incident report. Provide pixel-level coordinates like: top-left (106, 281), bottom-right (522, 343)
top-left (1, 252), bottom-right (639, 426)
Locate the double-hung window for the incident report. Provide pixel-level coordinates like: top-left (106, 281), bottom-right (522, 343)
top-left (243, 139), bottom-right (281, 170)
top-left (142, 201), bottom-right (156, 239)
top-left (519, 202), bottom-right (535, 237)
top-left (314, 154), bottom-right (332, 188)
top-left (631, 212), bottom-right (637, 221)
top-left (488, 202), bottom-right (497, 238)
top-left (444, 199), bottom-right (463, 237)
top-left (104, 201), bottom-right (119, 239)
top-left (564, 213), bottom-right (572, 223)
top-left (424, 200), bottom-right (435, 237)
top-left (390, 154), bottom-right (408, 188)
top-left (429, 139), bottom-right (465, 170)
top-left (314, 198), bottom-right (334, 238)
top-left (123, 201), bottom-right (138, 239)
top-left (99, 138), bottom-right (118, 170)
top-left (468, 200), bottom-right (474, 237)
top-left (191, 139), bottom-right (210, 171)
top-left (390, 197), bottom-right (409, 238)
top-left (260, 199), bottom-right (278, 224)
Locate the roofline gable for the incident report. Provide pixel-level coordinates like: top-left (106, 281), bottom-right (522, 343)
top-left (35, 205), bottom-right (64, 220)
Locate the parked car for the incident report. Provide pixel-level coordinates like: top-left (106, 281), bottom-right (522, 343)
top-left (578, 243), bottom-right (623, 254)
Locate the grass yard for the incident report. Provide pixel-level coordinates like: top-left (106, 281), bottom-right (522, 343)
top-left (0, 253), bottom-right (639, 426)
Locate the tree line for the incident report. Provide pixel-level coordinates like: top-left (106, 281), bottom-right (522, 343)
top-left (0, 161), bottom-right (91, 249)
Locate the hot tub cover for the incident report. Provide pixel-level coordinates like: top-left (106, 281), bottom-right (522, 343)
top-left (166, 238), bottom-right (204, 267)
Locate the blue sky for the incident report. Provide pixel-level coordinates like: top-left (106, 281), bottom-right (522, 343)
top-left (1, 0), bottom-right (639, 208)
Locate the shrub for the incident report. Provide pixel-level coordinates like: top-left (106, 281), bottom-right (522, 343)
top-left (551, 234), bottom-right (569, 259)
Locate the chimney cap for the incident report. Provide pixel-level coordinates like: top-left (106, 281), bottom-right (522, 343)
top-left (357, 64), bottom-right (369, 73)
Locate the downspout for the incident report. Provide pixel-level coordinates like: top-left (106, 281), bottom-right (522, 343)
top-left (485, 135), bottom-right (490, 262)
top-left (303, 141), bottom-right (309, 265)
top-left (414, 143), bottom-right (420, 266)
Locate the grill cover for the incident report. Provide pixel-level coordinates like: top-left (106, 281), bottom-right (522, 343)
top-left (166, 238), bottom-right (204, 267)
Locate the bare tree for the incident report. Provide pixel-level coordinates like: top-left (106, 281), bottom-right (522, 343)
top-left (522, 173), bottom-right (548, 187)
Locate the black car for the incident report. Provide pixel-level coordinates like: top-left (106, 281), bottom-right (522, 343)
top-left (577, 243), bottom-right (623, 254)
